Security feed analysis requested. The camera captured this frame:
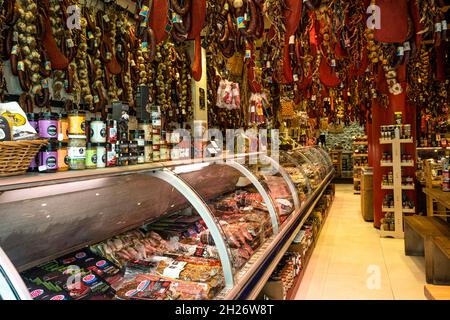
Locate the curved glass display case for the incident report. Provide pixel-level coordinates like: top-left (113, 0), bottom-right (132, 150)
top-left (0, 148), bottom-right (333, 300)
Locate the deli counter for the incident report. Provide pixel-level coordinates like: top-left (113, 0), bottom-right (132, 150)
top-left (0, 147), bottom-right (334, 300)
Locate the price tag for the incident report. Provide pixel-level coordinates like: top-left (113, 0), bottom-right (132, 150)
top-left (38, 165), bottom-right (47, 172)
top-left (397, 46), bottom-right (404, 56)
top-left (331, 59), bottom-right (336, 67)
top-left (11, 45), bottom-right (19, 56)
top-left (237, 16), bottom-right (246, 29)
top-left (163, 261), bottom-right (186, 279)
top-left (266, 61), bottom-right (271, 68)
top-left (58, 133), bottom-right (64, 141)
top-left (311, 95), bottom-right (317, 101)
top-left (66, 38), bottom-right (74, 48)
top-left (45, 61), bottom-right (52, 71)
top-left (435, 22), bottom-right (442, 32)
top-left (103, 14), bottom-right (110, 23)
top-left (13, 31), bottom-right (18, 42)
top-left (442, 20), bottom-right (448, 31)
top-left (41, 79), bottom-right (49, 89)
top-left (403, 41), bottom-right (411, 52)
top-left (139, 5), bottom-right (150, 17)
top-left (17, 61), bottom-right (25, 72)
top-left (293, 74), bottom-right (299, 81)
top-left (289, 35), bottom-right (295, 44)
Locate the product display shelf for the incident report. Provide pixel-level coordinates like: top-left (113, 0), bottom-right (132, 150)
top-left (380, 161), bottom-right (393, 167)
top-left (379, 135), bottom-right (415, 239)
top-left (218, 171), bottom-right (334, 300)
top-left (353, 137), bottom-right (369, 195)
top-left (284, 202), bottom-right (332, 300)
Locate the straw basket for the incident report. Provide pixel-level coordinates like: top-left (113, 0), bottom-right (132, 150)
top-left (0, 140), bottom-right (47, 177)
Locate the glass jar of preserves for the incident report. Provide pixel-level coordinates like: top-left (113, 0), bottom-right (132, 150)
top-left (144, 142), bottom-right (153, 163)
top-left (107, 143), bottom-right (117, 167)
top-left (39, 142), bottom-right (58, 173)
top-left (85, 143), bottom-right (98, 169)
top-left (118, 153), bottom-right (129, 166)
top-left (57, 113), bottom-right (69, 142)
top-left (96, 144), bottom-right (106, 168)
top-left (68, 135), bottom-right (86, 170)
top-left (90, 118), bottom-right (106, 143)
top-left (138, 120), bottom-right (152, 142)
top-left (57, 142), bottom-right (69, 172)
top-left (39, 112), bottom-right (58, 139)
top-left (107, 120), bottom-right (118, 144)
top-left (68, 110), bottom-right (86, 136)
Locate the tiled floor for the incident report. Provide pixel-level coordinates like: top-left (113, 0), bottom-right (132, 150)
top-left (295, 184), bottom-right (426, 300)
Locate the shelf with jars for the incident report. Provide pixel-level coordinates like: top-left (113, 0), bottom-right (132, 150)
top-left (353, 136), bottom-right (368, 195)
top-left (378, 123), bottom-right (416, 239)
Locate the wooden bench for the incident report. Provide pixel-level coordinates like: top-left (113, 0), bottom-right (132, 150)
top-left (424, 284), bottom-right (450, 300)
top-left (425, 236), bottom-right (450, 284)
top-left (404, 216), bottom-right (450, 284)
top-left (404, 216), bottom-right (450, 256)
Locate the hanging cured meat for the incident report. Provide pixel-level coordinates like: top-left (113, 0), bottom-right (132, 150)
top-left (187, 0), bottom-right (206, 81)
top-left (282, 0), bottom-right (303, 83)
top-left (374, 0), bottom-right (409, 43)
top-left (39, 0), bottom-right (69, 70)
top-left (149, 0), bottom-right (169, 44)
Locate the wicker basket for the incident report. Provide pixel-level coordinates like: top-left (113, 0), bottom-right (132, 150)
top-left (0, 140), bottom-right (47, 177)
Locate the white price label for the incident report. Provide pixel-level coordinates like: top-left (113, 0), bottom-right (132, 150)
top-left (442, 20), bottom-right (448, 31)
top-left (435, 22), bottom-right (442, 32)
top-left (403, 41), bottom-right (411, 51)
top-left (38, 165), bottom-right (47, 172)
top-left (289, 35), bottom-right (295, 44)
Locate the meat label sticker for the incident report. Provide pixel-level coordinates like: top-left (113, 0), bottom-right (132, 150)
top-left (50, 295), bottom-right (66, 300)
top-left (96, 260), bottom-right (108, 268)
top-left (125, 290), bottom-right (138, 297)
top-left (82, 274), bottom-right (97, 285)
top-left (136, 280), bottom-right (151, 292)
top-left (30, 289), bottom-right (44, 299)
top-left (75, 252), bottom-right (87, 259)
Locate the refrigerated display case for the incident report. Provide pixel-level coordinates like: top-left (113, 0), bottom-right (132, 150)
top-left (0, 148), bottom-right (333, 300)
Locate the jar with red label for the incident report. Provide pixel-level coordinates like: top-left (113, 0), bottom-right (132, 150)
top-left (106, 143), bottom-right (117, 167)
top-left (107, 120), bottom-right (118, 144)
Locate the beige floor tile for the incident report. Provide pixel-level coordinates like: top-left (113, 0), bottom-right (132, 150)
top-left (293, 184), bottom-right (426, 300)
top-left (321, 274), bottom-right (394, 300)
